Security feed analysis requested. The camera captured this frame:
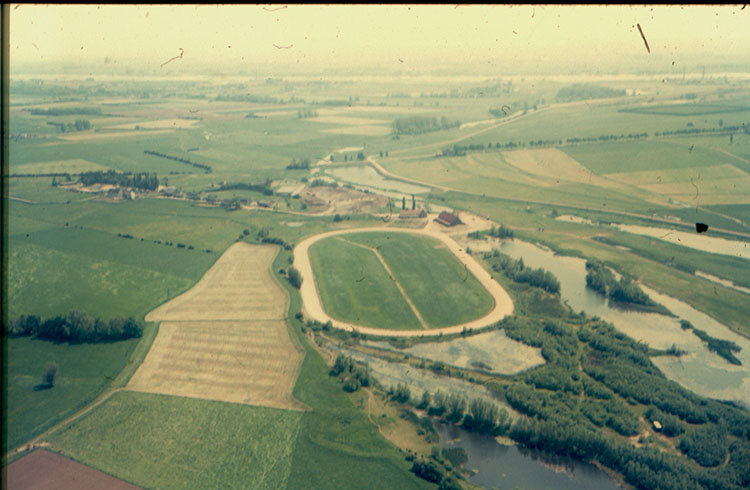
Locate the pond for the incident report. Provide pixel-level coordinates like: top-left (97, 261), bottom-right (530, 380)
top-left (326, 342), bottom-right (514, 413)
top-left (362, 330), bottom-right (545, 375)
top-left (436, 423), bottom-right (622, 490)
top-left (613, 223), bottom-right (748, 259)
top-left (326, 164), bottom-right (431, 195)
top-left (497, 239), bottom-right (750, 406)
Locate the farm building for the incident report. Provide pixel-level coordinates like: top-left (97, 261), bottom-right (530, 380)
top-left (399, 209), bottom-right (427, 219)
top-left (435, 211), bottom-right (462, 227)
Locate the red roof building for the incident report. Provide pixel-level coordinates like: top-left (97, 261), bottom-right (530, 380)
top-left (435, 211), bottom-right (462, 227)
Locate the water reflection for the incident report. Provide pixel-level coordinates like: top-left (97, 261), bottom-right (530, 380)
top-left (497, 239), bottom-right (749, 406)
top-left (435, 423), bottom-right (621, 490)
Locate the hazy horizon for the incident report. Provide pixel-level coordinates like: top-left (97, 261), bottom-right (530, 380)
top-left (9, 4), bottom-right (750, 77)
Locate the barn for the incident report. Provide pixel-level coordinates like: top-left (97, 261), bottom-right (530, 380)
top-left (435, 211), bottom-right (462, 227)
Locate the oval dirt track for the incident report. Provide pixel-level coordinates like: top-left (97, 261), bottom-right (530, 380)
top-left (294, 227), bottom-right (514, 337)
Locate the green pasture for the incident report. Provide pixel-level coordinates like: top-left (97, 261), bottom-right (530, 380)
top-left (619, 103), bottom-right (750, 117)
top-left (48, 392), bottom-right (304, 490)
top-left (308, 237), bottom-right (423, 330)
top-left (3, 329), bottom-right (148, 453)
top-left (383, 153), bottom-right (660, 213)
top-left (40, 248), bottom-right (426, 489)
top-left (591, 231), bottom-right (750, 289)
top-left (563, 139), bottom-right (733, 175)
top-left (345, 232), bottom-right (495, 328)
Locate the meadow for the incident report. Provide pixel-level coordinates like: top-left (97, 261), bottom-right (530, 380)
top-left (3, 329), bottom-right (148, 452)
top-left (308, 236), bottom-right (423, 330)
top-left (345, 232), bottom-right (495, 328)
top-left (42, 247), bottom-right (427, 489)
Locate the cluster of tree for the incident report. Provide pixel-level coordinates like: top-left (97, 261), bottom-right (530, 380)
top-left (486, 252), bottom-right (561, 294)
top-left (214, 93), bottom-right (283, 104)
top-left (260, 236), bottom-right (292, 251)
top-left (309, 179), bottom-right (339, 188)
top-left (297, 108), bottom-right (318, 118)
top-left (680, 320), bottom-right (742, 365)
top-left (144, 150), bottom-right (212, 173)
top-left (496, 314), bottom-right (750, 489)
top-left (286, 157), bottom-right (311, 170)
top-left (215, 180), bottom-right (273, 195)
top-left (508, 415), bottom-right (746, 490)
top-left (644, 406), bottom-right (686, 437)
top-left (489, 224), bottom-right (514, 239)
top-left (331, 354), bottom-right (372, 392)
top-left (80, 170), bottom-right (159, 191)
top-left (556, 84), bottom-right (626, 101)
top-left (47, 119), bottom-right (92, 133)
top-left (399, 409), bottom-right (439, 443)
top-left (585, 261), bottom-right (656, 307)
top-left (286, 266), bottom-right (302, 289)
top-left (5, 312), bottom-right (143, 343)
top-left (678, 425), bottom-right (730, 467)
top-left (29, 107), bottom-right (101, 116)
top-left (391, 116), bottom-right (460, 136)
top-left (391, 383), bottom-right (411, 403)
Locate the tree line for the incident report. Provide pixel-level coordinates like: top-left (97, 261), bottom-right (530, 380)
top-left (680, 320), bottom-right (742, 365)
top-left (392, 116), bottom-right (461, 136)
top-left (5, 311), bottom-right (143, 343)
top-left (144, 150), bottom-right (212, 173)
top-left (47, 119), bottom-right (92, 133)
top-left (215, 180), bottom-right (274, 196)
top-left (286, 157), bottom-right (311, 169)
top-left (28, 107), bottom-right (102, 116)
top-left (80, 170), bottom-right (159, 191)
top-left (556, 84), bottom-right (626, 101)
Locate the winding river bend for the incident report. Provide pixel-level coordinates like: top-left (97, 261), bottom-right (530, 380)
top-left (497, 239), bottom-right (749, 406)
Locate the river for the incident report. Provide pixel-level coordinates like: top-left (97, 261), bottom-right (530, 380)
top-left (497, 239), bottom-right (749, 406)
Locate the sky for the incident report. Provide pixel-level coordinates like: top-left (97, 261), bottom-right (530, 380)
top-left (8, 4), bottom-right (750, 74)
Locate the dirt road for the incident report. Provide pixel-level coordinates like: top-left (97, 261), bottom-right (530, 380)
top-left (293, 223), bottom-right (514, 337)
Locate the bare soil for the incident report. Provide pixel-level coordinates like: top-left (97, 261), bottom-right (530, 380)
top-left (129, 243), bottom-right (304, 410)
top-left (3, 449), bottom-right (141, 490)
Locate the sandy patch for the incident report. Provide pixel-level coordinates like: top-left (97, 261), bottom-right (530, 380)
top-left (301, 185), bottom-right (389, 215)
top-left (322, 125), bottom-right (391, 136)
top-left (107, 118), bottom-right (199, 130)
top-left (334, 146), bottom-right (364, 153)
top-left (129, 243), bottom-right (303, 410)
top-left (503, 148), bottom-right (596, 184)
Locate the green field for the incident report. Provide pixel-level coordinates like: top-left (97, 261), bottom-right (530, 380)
top-left (3, 333), bottom-right (145, 452)
top-left (311, 232), bottom-right (495, 328)
top-left (563, 139), bottom-right (732, 175)
top-left (619, 103), bottom-right (750, 116)
top-left (309, 237), bottom-right (423, 329)
top-left (48, 392), bottom-right (304, 489)
top-left (41, 248), bottom-right (427, 489)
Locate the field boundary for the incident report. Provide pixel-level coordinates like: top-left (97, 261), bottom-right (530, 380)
top-left (294, 227), bottom-right (514, 337)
